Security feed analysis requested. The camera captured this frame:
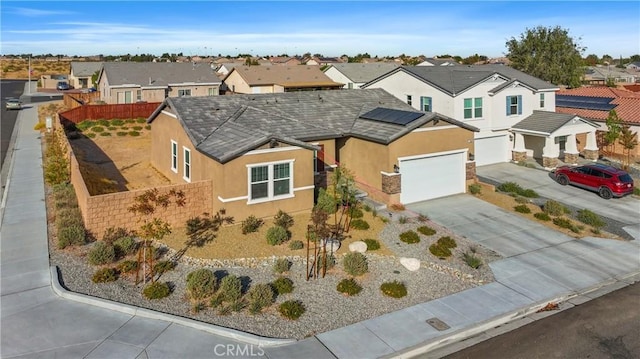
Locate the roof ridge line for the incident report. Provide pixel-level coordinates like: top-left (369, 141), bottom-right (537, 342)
top-left (197, 105), bottom-right (248, 146)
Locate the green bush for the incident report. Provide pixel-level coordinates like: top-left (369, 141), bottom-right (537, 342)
top-left (186, 269), bottom-right (216, 299)
top-left (399, 230), bottom-right (420, 244)
top-left (417, 226), bottom-right (437, 236)
top-left (126, 119), bottom-right (136, 123)
top-left (102, 227), bottom-right (131, 244)
top-left (247, 283), bottom-right (275, 314)
top-left (437, 236), bottom-right (457, 249)
top-left (429, 243), bottom-right (452, 258)
top-left (315, 188), bottom-right (337, 214)
top-left (56, 207), bottom-right (84, 228)
top-left (99, 132), bottom-right (111, 136)
top-left (98, 119), bottom-right (109, 127)
top-left (116, 131), bottom-right (127, 136)
top-left (136, 117), bottom-right (147, 123)
top-left (111, 119), bottom-right (125, 126)
top-left (497, 181), bottom-right (522, 194)
top-left (634, 187), bottom-right (640, 196)
top-left (380, 281), bottom-right (407, 298)
top-left (132, 126), bottom-right (143, 131)
top-left (114, 236), bottom-right (138, 256)
top-left (108, 126), bottom-right (118, 131)
top-left (57, 224), bottom-right (87, 249)
top-left (153, 260), bottom-right (176, 275)
top-left (462, 252), bottom-right (482, 269)
top-left (398, 216), bottom-right (409, 224)
top-left (143, 281), bottom-right (171, 300)
top-left (274, 210), bottom-right (294, 229)
top-left (76, 120), bottom-right (96, 130)
top-left (92, 267), bottom-right (118, 283)
top-left (219, 275), bottom-right (242, 302)
top-left (128, 131), bottom-right (140, 137)
top-left (91, 126), bottom-right (105, 133)
top-left (288, 240), bottom-right (304, 250)
top-left (279, 300), bottom-right (306, 320)
top-left (468, 183), bottom-right (482, 195)
top-left (350, 219), bottom-right (370, 230)
top-left (544, 200), bottom-right (569, 216)
top-left (576, 209), bottom-right (605, 228)
top-left (117, 260), bottom-right (138, 273)
top-left (241, 215), bottom-right (263, 234)
top-left (88, 242), bottom-right (116, 265)
top-left (514, 204), bottom-right (531, 213)
top-left (44, 154), bottom-right (69, 186)
top-left (145, 125), bottom-right (151, 130)
top-left (266, 225), bottom-right (289, 245)
top-left (349, 207), bottom-right (364, 219)
top-left (317, 253), bottom-right (336, 272)
top-left (343, 252), bottom-right (368, 276)
top-left (273, 258), bottom-right (292, 274)
top-left (519, 189), bottom-right (539, 198)
top-left (514, 196), bottom-right (529, 204)
top-left (363, 238), bottom-right (380, 251)
top-left (336, 278), bottom-right (362, 296)
top-left (534, 212), bottom-right (551, 221)
top-left (553, 217), bottom-right (581, 233)
top-left (271, 277), bottom-right (294, 295)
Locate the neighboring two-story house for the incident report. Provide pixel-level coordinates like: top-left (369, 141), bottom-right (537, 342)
top-left (323, 63), bottom-right (400, 89)
top-left (361, 65), bottom-right (598, 167)
top-left (69, 62), bottom-right (103, 89)
top-left (222, 66), bottom-right (343, 94)
top-left (97, 62), bottom-right (221, 104)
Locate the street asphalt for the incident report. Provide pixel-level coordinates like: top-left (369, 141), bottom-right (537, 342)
top-left (1, 83), bottom-right (639, 358)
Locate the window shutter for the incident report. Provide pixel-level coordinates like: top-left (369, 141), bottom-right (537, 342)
top-left (517, 95), bottom-right (522, 114)
top-left (506, 96), bottom-right (511, 115)
top-left (420, 96), bottom-right (424, 110)
top-left (428, 97), bottom-right (433, 112)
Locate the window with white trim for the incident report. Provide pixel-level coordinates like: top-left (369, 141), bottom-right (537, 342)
top-left (208, 87), bottom-right (218, 96)
top-left (463, 97), bottom-right (482, 119)
top-left (539, 93), bottom-right (545, 108)
top-left (171, 140), bottom-right (178, 173)
top-left (178, 89), bottom-right (191, 97)
top-left (249, 161), bottom-right (292, 201)
top-left (506, 95), bottom-right (522, 115)
top-left (420, 96), bottom-right (432, 112)
top-left (406, 95), bottom-right (412, 106)
top-left (136, 89), bottom-right (142, 102)
top-left (183, 147), bottom-right (191, 182)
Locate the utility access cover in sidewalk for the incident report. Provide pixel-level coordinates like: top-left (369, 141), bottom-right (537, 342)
top-left (426, 317), bottom-right (450, 331)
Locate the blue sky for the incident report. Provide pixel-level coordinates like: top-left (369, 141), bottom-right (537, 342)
top-left (1, 1), bottom-right (638, 58)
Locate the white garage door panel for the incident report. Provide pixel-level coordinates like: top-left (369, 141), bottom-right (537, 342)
top-left (400, 152), bottom-right (465, 204)
top-left (475, 135), bottom-right (509, 166)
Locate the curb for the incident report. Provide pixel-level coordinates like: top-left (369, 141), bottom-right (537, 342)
top-left (49, 266), bottom-right (296, 348)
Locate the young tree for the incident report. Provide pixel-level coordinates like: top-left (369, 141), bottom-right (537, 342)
top-left (604, 110), bottom-right (623, 156)
top-left (618, 125), bottom-right (638, 170)
top-left (506, 26), bottom-right (585, 88)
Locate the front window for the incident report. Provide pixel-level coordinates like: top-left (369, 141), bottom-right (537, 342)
top-left (420, 96), bottom-right (432, 112)
top-left (208, 88), bottom-right (218, 96)
top-left (406, 95), bottom-right (412, 106)
top-left (464, 97), bottom-right (482, 119)
top-left (249, 162), bottom-right (293, 201)
top-left (183, 147), bottom-right (191, 182)
top-left (539, 93), bottom-right (545, 108)
top-left (178, 89), bottom-right (191, 97)
top-left (507, 95), bottom-right (522, 115)
top-left (124, 91), bottom-right (132, 103)
top-left (171, 140), bottom-right (178, 172)
top-left (136, 90), bottom-right (142, 102)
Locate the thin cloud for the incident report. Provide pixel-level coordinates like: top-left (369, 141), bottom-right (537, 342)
top-left (8, 7), bottom-right (75, 17)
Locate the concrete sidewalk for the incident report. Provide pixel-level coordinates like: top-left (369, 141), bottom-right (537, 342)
top-left (2, 85), bottom-right (639, 359)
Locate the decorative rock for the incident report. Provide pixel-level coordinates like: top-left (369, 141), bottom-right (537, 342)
top-left (400, 257), bottom-right (420, 271)
top-left (322, 239), bottom-right (341, 253)
top-left (349, 241), bottom-right (367, 253)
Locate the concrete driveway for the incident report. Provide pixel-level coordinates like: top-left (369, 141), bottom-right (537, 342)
top-left (477, 163), bottom-right (640, 240)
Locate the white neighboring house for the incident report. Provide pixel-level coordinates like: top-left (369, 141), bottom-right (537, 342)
top-left (362, 65), bottom-right (563, 166)
top-left (323, 63), bottom-right (400, 89)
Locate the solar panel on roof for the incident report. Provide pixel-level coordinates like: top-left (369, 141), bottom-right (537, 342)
top-left (360, 107), bottom-right (424, 126)
top-left (556, 95), bottom-right (616, 111)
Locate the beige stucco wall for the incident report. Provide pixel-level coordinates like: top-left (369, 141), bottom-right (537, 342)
top-left (167, 85), bottom-right (220, 97)
top-left (224, 71), bottom-right (252, 94)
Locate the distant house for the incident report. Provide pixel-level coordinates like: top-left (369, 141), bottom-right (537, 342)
top-left (97, 62), bottom-right (221, 104)
top-left (416, 58), bottom-right (458, 67)
top-left (69, 62), bottom-right (103, 89)
top-left (304, 56), bottom-right (344, 66)
top-left (222, 65), bottom-right (343, 94)
top-left (269, 56), bottom-right (301, 66)
top-left (625, 61), bottom-right (640, 71)
top-left (323, 63), bottom-right (400, 89)
top-left (214, 61), bottom-right (248, 76)
top-left (584, 66), bottom-right (638, 85)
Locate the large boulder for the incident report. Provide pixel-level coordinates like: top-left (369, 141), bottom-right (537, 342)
top-left (400, 257), bottom-right (420, 272)
top-left (348, 241), bottom-right (367, 253)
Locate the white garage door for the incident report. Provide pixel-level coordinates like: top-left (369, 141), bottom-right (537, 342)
top-left (399, 151), bottom-right (466, 204)
top-left (474, 135), bottom-right (509, 166)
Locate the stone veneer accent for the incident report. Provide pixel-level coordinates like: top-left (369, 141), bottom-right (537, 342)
top-left (564, 152), bottom-right (579, 164)
top-left (465, 161), bottom-right (476, 180)
top-left (583, 149), bottom-right (599, 161)
top-left (381, 173), bottom-right (401, 195)
top-left (512, 151), bottom-right (527, 162)
top-left (543, 156), bottom-right (559, 168)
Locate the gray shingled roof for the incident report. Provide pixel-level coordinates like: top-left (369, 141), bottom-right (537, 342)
top-left (148, 89), bottom-right (478, 163)
top-left (101, 62), bottom-right (220, 87)
top-left (512, 110), bottom-right (599, 134)
top-left (70, 62), bottom-right (103, 77)
top-left (324, 63), bottom-right (401, 83)
top-left (366, 64), bottom-right (558, 96)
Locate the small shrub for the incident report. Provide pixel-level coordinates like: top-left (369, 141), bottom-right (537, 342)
top-left (116, 131), bottom-right (127, 136)
top-left (380, 281), bottom-right (407, 298)
top-left (34, 122), bottom-right (46, 131)
top-left (349, 207), bottom-right (364, 219)
top-left (634, 187), bottom-right (640, 196)
top-left (128, 131), bottom-right (140, 136)
top-left (266, 225), bottom-right (289, 245)
top-left (136, 117), bottom-right (147, 123)
top-left (497, 181), bottom-right (522, 194)
top-left (126, 119), bottom-right (136, 123)
top-left (417, 214), bottom-right (429, 222)
top-left (86, 133), bottom-right (96, 138)
top-left (153, 260), bottom-right (176, 275)
top-left (241, 215), bottom-right (263, 234)
top-left (399, 230), bottom-right (420, 244)
top-left (315, 188), bottom-right (337, 214)
top-left (462, 252), bottom-right (482, 269)
top-left (350, 219), bottom-right (370, 230)
top-left (230, 300), bottom-right (245, 312)
top-left (389, 203), bottom-right (405, 211)
top-left (144, 125), bottom-right (151, 130)
top-left (111, 119), bottom-right (125, 126)
top-left (437, 236), bottom-right (457, 249)
top-left (519, 189), bottom-right (539, 198)
top-left (99, 132), bottom-right (111, 136)
top-left (273, 258), bottom-right (292, 274)
top-left (468, 183), bottom-right (482, 195)
top-left (102, 227), bottom-right (131, 244)
top-left (98, 119), bottom-right (109, 127)
top-left (576, 209), bottom-right (605, 228)
top-left (88, 242), bottom-right (116, 265)
top-left (544, 200), bottom-right (569, 216)
top-left (271, 277), bottom-right (294, 295)
top-left (143, 281), bottom-right (171, 300)
top-left (92, 268), bottom-right (118, 283)
top-left (417, 226), bottom-right (436, 236)
top-left (317, 254), bottom-right (336, 272)
top-left (186, 269), bottom-right (216, 300)
top-left (514, 196), bottom-right (529, 204)
top-left (219, 275), bottom-right (242, 302)
top-left (247, 283), bottom-right (275, 314)
top-left (363, 204), bottom-right (372, 212)
top-left (273, 210), bottom-right (294, 229)
top-left (553, 217), bottom-right (581, 233)
top-left (288, 240), bottom-right (304, 250)
top-left (514, 204), bottom-right (531, 213)
top-left (113, 236), bottom-right (138, 256)
top-left (108, 126), bottom-right (117, 131)
top-left (57, 224), bottom-right (86, 249)
top-left (591, 228), bottom-right (601, 235)
top-left (336, 278), bottom-right (362, 296)
top-left (56, 207), bottom-right (84, 228)
top-left (91, 126), bottom-right (105, 133)
top-left (132, 126), bottom-right (143, 131)
top-left (429, 243), bottom-right (452, 258)
top-left (117, 260), bottom-right (138, 274)
top-left (343, 252), bottom-right (368, 276)
top-left (279, 300), bottom-right (306, 320)
top-left (398, 216), bottom-right (409, 224)
top-left (534, 212), bottom-right (551, 221)
top-left (363, 238), bottom-right (380, 251)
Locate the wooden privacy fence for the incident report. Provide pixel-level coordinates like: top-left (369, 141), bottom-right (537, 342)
top-left (63, 92), bottom-right (102, 109)
top-left (59, 102), bottom-right (161, 124)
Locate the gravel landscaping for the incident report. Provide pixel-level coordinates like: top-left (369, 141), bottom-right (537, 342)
top-left (49, 213), bottom-right (500, 340)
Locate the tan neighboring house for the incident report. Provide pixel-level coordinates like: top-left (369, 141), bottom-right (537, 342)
top-left (269, 56), bottom-right (301, 66)
top-left (39, 74), bottom-right (68, 89)
top-left (146, 89), bottom-right (479, 220)
top-left (304, 56), bottom-right (344, 66)
top-left (97, 62), bottom-right (221, 104)
top-left (222, 66), bottom-right (343, 94)
top-left (69, 61), bottom-right (103, 89)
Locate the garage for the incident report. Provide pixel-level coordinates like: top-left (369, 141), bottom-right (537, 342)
top-left (474, 135), bottom-right (509, 166)
top-left (399, 150), bottom-right (466, 204)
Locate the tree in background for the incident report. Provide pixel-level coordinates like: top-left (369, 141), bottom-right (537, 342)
top-left (604, 110), bottom-right (623, 156)
top-left (506, 26), bottom-right (585, 88)
top-left (618, 126), bottom-right (638, 170)
top-left (584, 54), bottom-right (599, 66)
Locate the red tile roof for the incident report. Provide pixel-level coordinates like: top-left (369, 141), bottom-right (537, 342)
top-left (556, 87), bottom-right (640, 124)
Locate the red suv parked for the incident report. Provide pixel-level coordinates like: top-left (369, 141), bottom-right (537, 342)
top-left (554, 164), bottom-right (634, 199)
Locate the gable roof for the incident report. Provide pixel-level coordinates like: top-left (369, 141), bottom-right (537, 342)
top-left (324, 63), bottom-right (401, 83)
top-left (223, 65), bottom-right (342, 88)
top-left (363, 64), bottom-right (558, 96)
top-left (512, 110), bottom-right (599, 135)
top-left (148, 89), bottom-right (478, 163)
top-left (100, 62), bottom-right (221, 87)
top-left (556, 87), bottom-right (640, 124)
top-left (70, 62), bottom-right (103, 77)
